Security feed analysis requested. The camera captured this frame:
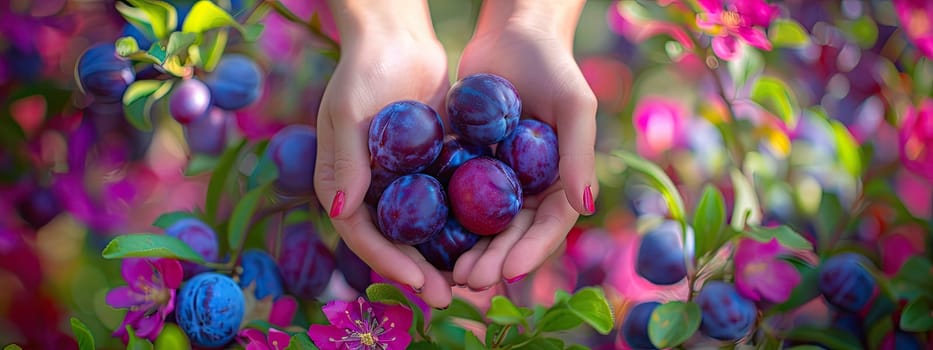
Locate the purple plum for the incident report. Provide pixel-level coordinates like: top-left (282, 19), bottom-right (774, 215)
top-left (495, 119), bottom-right (559, 195)
top-left (415, 217), bottom-right (481, 271)
top-left (76, 43), bottom-right (135, 103)
top-left (446, 73), bottom-right (521, 145)
top-left (368, 100), bottom-right (444, 174)
top-left (621, 302), bottom-right (660, 350)
top-left (635, 220), bottom-right (693, 285)
top-left (205, 54), bottom-right (262, 110)
top-left (277, 223), bottom-right (335, 299)
top-left (165, 218), bottom-right (219, 277)
top-left (365, 163), bottom-right (403, 207)
top-left (423, 135), bottom-right (492, 186)
top-left (818, 253), bottom-right (877, 313)
top-left (695, 281), bottom-right (757, 341)
top-left (175, 272), bottom-right (245, 348)
top-left (237, 249), bottom-right (285, 301)
top-left (17, 187), bottom-right (61, 229)
top-left (169, 78), bottom-right (212, 125)
top-left (184, 107), bottom-right (229, 156)
top-left (447, 157), bottom-right (522, 236)
top-left (377, 174), bottom-right (447, 245)
top-left (335, 239), bottom-right (372, 293)
top-left (265, 125), bottom-right (317, 195)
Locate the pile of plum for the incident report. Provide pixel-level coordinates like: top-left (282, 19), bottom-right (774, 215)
top-left (366, 73), bottom-right (560, 271)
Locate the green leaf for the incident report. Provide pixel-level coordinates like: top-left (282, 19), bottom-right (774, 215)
top-left (198, 29), bottom-right (228, 72)
top-left (486, 296), bottom-right (526, 326)
top-left (227, 183), bottom-right (268, 251)
top-left (185, 154), bottom-right (220, 176)
top-left (566, 345), bottom-right (589, 350)
top-left (485, 323), bottom-right (519, 347)
top-left (152, 211), bottom-right (199, 229)
top-left (783, 326), bottom-right (862, 350)
top-left (114, 3), bottom-right (156, 40)
top-left (727, 45), bottom-right (764, 90)
top-left (434, 298), bottom-right (485, 323)
top-left (154, 323), bottom-right (190, 350)
top-left (70, 318), bottom-right (95, 350)
top-left (148, 43), bottom-right (167, 63)
top-left (125, 0), bottom-right (178, 40)
top-left (122, 80), bottom-right (163, 132)
top-left (3, 345), bottom-right (23, 350)
top-left (693, 184), bottom-right (726, 259)
top-left (901, 298), bottom-right (933, 332)
top-left (165, 31), bottom-right (197, 58)
top-left (365, 283), bottom-right (426, 339)
top-left (102, 233), bottom-right (207, 263)
top-left (116, 36), bottom-right (141, 56)
top-left (407, 341), bottom-right (442, 350)
top-left (567, 287), bottom-right (614, 335)
top-left (829, 120), bottom-right (863, 177)
top-left (750, 76), bottom-right (799, 130)
top-left (127, 326), bottom-right (155, 350)
top-left (613, 150), bottom-right (686, 223)
top-left (248, 151), bottom-right (279, 190)
top-left (205, 139), bottom-right (246, 222)
top-left (729, 168), bottom-right (761, 230)
top-left (814, 192), bottom-right (844, 251)
top-left (744, 225), bottom-right (813, 251)
top-left (464, 331), bottom-right (485, 350)
top-left (768, 19), bottom-right (810, 48)
top-left (894, 256), bottom-right (933, 296)
top-left (536, 305), bottom-right (583, 333)
top-left (283, 333), bottom-right (319, 350)
top-left (182, 1), bottom-right (260, 41)
top-left (242, 23), bottom-right (265, 42)
top-left (839, 16), bottom-right (878, 49)
top-left (514, 337), bottom-right (563, 350)
top-left (647, 301), bottom-right (701, 349)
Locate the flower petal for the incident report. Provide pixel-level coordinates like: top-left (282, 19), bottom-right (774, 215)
top-left (697, 0), bottom-right (723, 13)
top-left (154, 259), bottom-right (184, 289)
top-left (268, 328), bottom-right (291, 350)
top-left (696, 13), bottom-right (724, 34)
top-left (121, 258), bottom-right (154, 287)
top-left (308, 325), bottom-right (346, 350)
top-left (133, 314), bottom-right (165, 342)
top-left (712, 35), bottom-right (740, 60)
top-left (735, 0), bottom-right (778, 27)
top-left (269, 295), bottom-right (298, 328)
top-left (756, 260), bottom-right (802, 303)
top-left (737, 26), bottom-right (772, 50)
top-left (320, 298), bottom-right (358, 330)
top-left (105, 286), bottom-right (141, 309)
top-left (238, 328), bottom-right (267, 344)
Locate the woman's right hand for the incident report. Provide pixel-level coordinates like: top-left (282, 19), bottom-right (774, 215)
top-left (314, 0), bottom-right (454, 308)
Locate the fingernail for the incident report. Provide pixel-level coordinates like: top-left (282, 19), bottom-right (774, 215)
top-left (404, 285), bottom-right (423, 294)
top-left (583, 185), bottom-right (595, 215)
top-left (329, 190), bottom-right (345, 218)
top-left (469, 285), bottom-right (492, 293)
top-left (505, 274), bottom-right (527, 284)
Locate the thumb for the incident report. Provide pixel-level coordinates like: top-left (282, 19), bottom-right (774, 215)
top-left (316, 108), bottom-right (372, 220)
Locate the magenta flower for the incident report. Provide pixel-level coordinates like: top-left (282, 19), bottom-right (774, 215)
top-left (106, 258), bottom-right (183, 343)
top-left (894, 0), bottom-right (933, 60)
top-left (633, 97), bottom-right (688, 159)
top-left (899, 98), bottom-right (933, 182)
top-left (238, 328), bottom-right (291, 350)
top-left (308, 297), bottom-right (413, 350)
top-left (696, 0), bottom-right (777, 60)
top-left (734, 237), bottom-right (801, 303)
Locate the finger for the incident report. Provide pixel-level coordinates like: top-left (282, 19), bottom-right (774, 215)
top-left (334, 207), bottom-right (425, 292)
top-left (314, 106), bottom-right (337, 210)
top-left (324, 105), bottom-right (373, 220)
top-left (399, 245), bottom-right (453, 309)
top-left (502, 190), bottom-right (579, 280)
top-left (553, 85), bottom-right (599, 216)
top-left (467, 210), bottom-right (534, 290)
top-left (452, 238), bottom-right (490, 286)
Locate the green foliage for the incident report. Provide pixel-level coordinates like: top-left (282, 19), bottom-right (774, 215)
top-left (152, 211), bottom-right (200, 229)
top-left (154, 324), bottom-right (190, 350)
top-left (283, 334), bottom-right (319, 350)
top-left (126, 326), bottom-right (156, 350)
top-left (182, 0), bottom-right (263, 42)
top-left (613, 150), bottom-right (687, 224)
top-left (647, 301), bottom-right (701, 349)
top-left (227, 183), bottom-right (269, 251)
top-left (693, 184), bottom-right (727, 259)
top-left (102, 234), bottom-right (207, 263)
top-left (366, 283), bottom-right (428, 340)
top-left (122, 80), bottom-right (173, 132)
top-left (750, 76), bottom-right (799, 130)
top-left (70, 318), bottom-right (96, 350)
top-left (744, 225), bottom-right (813, 251)
top-left (768, 19), bottom-right (810, 48)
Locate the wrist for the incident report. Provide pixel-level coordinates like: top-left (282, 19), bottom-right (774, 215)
top-left (327, 0), bottom-right (437, 45)
top-left (473, 0), bottom-right (586, 47)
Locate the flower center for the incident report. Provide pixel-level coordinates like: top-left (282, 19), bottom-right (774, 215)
top-left (358, 332), bottom-right (376, 346)
top-left (721, 11), bottom-right (742, 28)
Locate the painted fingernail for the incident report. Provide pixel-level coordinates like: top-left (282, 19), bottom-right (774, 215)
top-left (329, 190), bottom-right (345, 218)
top-left (505, 274), bottom-right (527, 284)
top-left (404, 285), bottom-right (423, 294)
top-left (583, 185), bottom-right (595, 215)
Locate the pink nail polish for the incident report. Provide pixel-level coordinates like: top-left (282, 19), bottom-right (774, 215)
top-left (583, 185), bottom-right (595, 215)
top-left (505, 274), bottom-right (527, 284)
top-left (329, 190), bottom-right (345, 218)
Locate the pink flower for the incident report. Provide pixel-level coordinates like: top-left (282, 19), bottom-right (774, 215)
top-left (734, 238), bottom-right (801, 303)
top-left (899, 99), bottom-right (933, 182)
top-left (308, 297), bottom-right (413, 350)
top-left (633, 97), bottom-right (688, 159)
top-left (269, 295), bottom-right (299, 328)
top-left (696, 0), bottom-right (777, 60)
top-left (106, 258), bottom-right (183, 343)
top-left (893, 0), bottom-right (933, 60)
top-left (238, 328), bottom-right (291, 350)
top-left (607, 1), bottom-right (695, 50)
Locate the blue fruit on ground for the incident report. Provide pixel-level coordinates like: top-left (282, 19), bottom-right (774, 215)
top-left (237, 249), bottom-right (285, 300)
top-left (169, 78), bottom-right (212, 125)
top-left (635, 220), bottom-right (693, 285)
top-left (446, 73), bottom-right (521, 145)
top-left (377, 174), bottom-right (448, 245)
top-left (335, 239), bottom-right (372, 293)
top-left (367, 100), bottom-right (445, 174)
top-left (277, 223), bottom-right (335, 299)
top-left (266, 125), bottom-right (317, 195)
top-left (175, 272), bottom-right (245, 348)
top-left (17, 187), bottom-right (61, 229)
top-left (447, 157), bottom-right (523, 236)
top-left (415, 217), bottom-right (481, 271)
top-left (76, 43), bottom-right (135, 103)
top-left (621, 302), bottom-right (660, 350)
top-left (205, 54), bottom-right (262, 110)
top-left (184, 108), bottom-right (229, 156)
top-left (818, 253), bottom-right (877, 313)
top-left (695, 281), bottom-right (757, 341)
top-left (423, 135), bottom-right (492, 187)
top-left (164, 218), bottom-right (219, 277)
top-left (495, 119), bottom-right (559, 195)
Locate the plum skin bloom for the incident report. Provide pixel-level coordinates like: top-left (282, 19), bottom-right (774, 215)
top-left (308, 297), bottom-right (413, 350)
top-left (106, 258), bottom-right (183, 343)
top-left (696, 0), bottom-right (777, 60)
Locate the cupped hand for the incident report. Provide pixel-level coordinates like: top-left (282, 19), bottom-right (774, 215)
top-left (452, 23), bottom-right (599, 290)
top-left (313, 33), bottom-right (454, 308)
